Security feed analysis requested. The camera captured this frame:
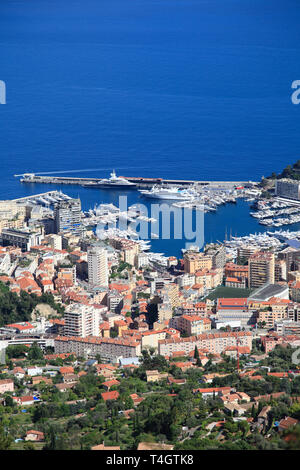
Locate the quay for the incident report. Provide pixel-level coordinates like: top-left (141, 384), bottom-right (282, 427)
top-left (15, 173), bottom-right (258, 189)
top-left (11, 190), bottom-right (72, 204)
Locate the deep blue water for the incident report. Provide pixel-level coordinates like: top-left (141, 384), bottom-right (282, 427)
top-left (1, 0), bottom-right (300, 256)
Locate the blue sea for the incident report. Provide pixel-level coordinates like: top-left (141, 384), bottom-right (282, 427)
top-left (1, 0), bottom-right (300, 256)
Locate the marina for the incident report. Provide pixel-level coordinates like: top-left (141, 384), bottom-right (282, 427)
top-left (10, 173), bottom-right (300, 259)
top-left (139, 185), bottom-right (195, 201)
top-left (171, 186), bottom-right (242, 212)
top-left (249, 198), bottom-right (300, 228)
top-left (14, 171), bottom-right (264, 219)
top-left (82, 202), bottom-right (157, 229)
top-left (223, 228), bottom-right (300, 260)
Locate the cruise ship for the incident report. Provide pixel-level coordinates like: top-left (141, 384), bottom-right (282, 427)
top-left (83, 170), bottom-right (136, 189)
top-left (139, 185), bottom-right (194, 201)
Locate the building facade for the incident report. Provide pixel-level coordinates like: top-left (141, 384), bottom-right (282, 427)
top-left (54, 198), bottom-right (82, 236)
top-left (88, 246), bottom-right (108, 287)
top-left (64, 304), bottom-right (101, 337)
top-left (248, 252), bottom-right (275, 288)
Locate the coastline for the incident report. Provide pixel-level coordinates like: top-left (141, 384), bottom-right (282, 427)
top-left (7, 174), bottom-right (300, 260)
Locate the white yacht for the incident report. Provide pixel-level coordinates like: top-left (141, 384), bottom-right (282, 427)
top-left (139, 185), bottom-right (194, 201)
top-left (84, 170), bottom-right (136, 188)
top-left (181, 245), bottom-right (200, 254)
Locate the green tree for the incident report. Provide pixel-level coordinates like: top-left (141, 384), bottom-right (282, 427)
top-left (27, 342), bottom-right (44, 361)
top-left (0, 425), bottom-right (12, 450)
top-left (23, 441), bottom-right (35, 450)
top-left (6, 344), bottom-right (28, 359)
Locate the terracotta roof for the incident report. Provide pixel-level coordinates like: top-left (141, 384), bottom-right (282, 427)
top-left (102, 379), bottom-right (120, 388)
top-left (6, 322), bottom-right (34, 330)
top-left (101, 391), bottom-right (119, 401)
top-left (60, 366), bottom-right (74, 375)
top-left (193, 386), bottom-right (232, 394)
top-left (279, 417), bottom-right (298, 430)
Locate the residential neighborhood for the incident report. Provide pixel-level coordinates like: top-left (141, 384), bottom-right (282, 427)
top-left (0, 195), bottom-right (300, 450)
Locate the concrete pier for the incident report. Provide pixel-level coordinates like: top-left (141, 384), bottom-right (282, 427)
top-left (16, 173), bottom-right (258, 189)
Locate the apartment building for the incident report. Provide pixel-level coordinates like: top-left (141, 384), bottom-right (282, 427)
top-left (275, 320), bottom-right (300, 336)
top-left (88, 246), bottom-right (108, 287)
top-left (237, 245), bottom-right (259, 261)
top-left (54, 335), bottom-right (141, 360)
top-left (140, 330), bottom-right (168, 350)
top-left (258, 309), bottom-right (288, 329)
top-left (275, 178), bottom-right (300, 201)
top-left (107, 291), bottom-right (123, 314)
top-left (157, 298), bottom-right (173, 322)
top-left (54, 198), bottom-right (82, 236)
top-left (225, 276), bottom-right (247, 289)
top-left (57, 266), bottom-right (77, 286)
top-left (195, 268), bottom-right (223, 290)
top-left (204, 243), bottom-right (226, 269)
top-left (275, 259), bottom-right (287, 282)
top-left (183, 251), bottom-right (213, 274)
top-left (178, 302), bottom-right (207, 316)
top-left (160, 283), bottom-right (181, 309)
top-left (289, 281), bottom-right (300, 302)
top-left (225, 262), bottom-right (249, 279)
top-left (225, 262), bottom-right (248, 288)
top-left (64, 303), bottom-right (101, 337)
top-left (1, 228), bottom-right (44, 252)
top-left (248, 251), bottom-right (275, 288)
top-left (278, 246), bottom-right (300, 272)
top-left (109, 237), bottom-right (139, 266)
top-left (170, 315), bottom-right (211, 336)
top-left (255, 297), bottom-right (290, 328)
top-left (47, 234), bottom-right (63, 251)
top-left (0, 201), bottom-right (26, 232)
top-left (158, 331), bottom-right (252, 357)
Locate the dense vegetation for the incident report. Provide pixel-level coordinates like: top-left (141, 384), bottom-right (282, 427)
top-left (266, 159), bottom-right (300, 181)
top-left (1, 345), bottom-right (300, 450)
top-left (0, 281), bottom-right (64, 326)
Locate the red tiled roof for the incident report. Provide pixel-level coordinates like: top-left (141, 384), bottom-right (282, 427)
top-left (101, 391), bottom-right (119, 401)
top-left (217, 298), bottom-right (248, 309)
top-left (102, 379), bottom-right (120, 388)
top-left (60, 366), bottom-right (74, 374)
top-left (6, 322), bottom-right (34, 330)
top-left (193, 387), bottom-right (232, 394)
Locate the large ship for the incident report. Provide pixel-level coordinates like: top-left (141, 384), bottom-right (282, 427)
top-left (83, 170), bottom-right (137, 189)
top-left (139, 185), bottom-right (195, 201)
